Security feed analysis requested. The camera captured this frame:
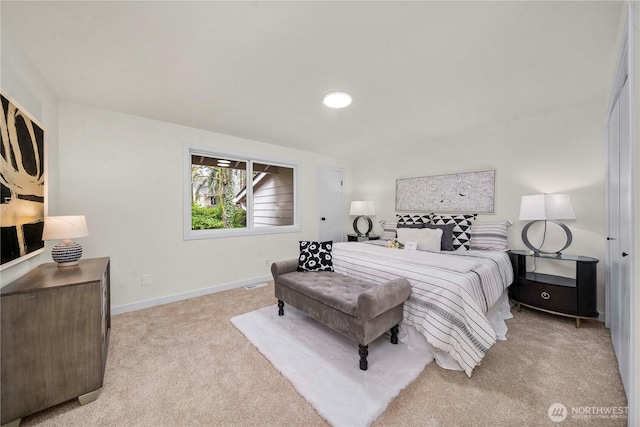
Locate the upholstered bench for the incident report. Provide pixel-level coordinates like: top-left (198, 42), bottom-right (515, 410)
top-left (271, 259), bottom-right (411, 370)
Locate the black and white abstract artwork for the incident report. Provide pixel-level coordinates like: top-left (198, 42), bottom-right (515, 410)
top-left (1, 93), bottom-right (46, 270)
top-left (396, 170), bottom-right (495, 213)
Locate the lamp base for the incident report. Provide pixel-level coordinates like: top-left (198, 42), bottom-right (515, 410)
top-left (51, 241), bottom-right (83, 266)
top-left (352, 216), bottom-right (373, 237)
top-left (522, 220), bottom-right (573, 256)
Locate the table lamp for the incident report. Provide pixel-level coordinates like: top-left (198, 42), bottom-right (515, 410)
top-left (349, 201), bottom-right (375, 237)
top-left (519, 194), bottom-right (575, 256)
top-left (42, 215), bottom-right (89, 266)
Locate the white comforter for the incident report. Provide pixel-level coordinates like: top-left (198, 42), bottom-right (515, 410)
top-left (332, 241), bottom-right (514, 376)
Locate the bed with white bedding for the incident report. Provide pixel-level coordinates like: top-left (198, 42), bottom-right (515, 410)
top-left (332, 241), bottom-right (514, 376)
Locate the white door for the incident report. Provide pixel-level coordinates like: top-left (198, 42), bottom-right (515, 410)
top-left (607, 75), bottom-right (632, 397)
top-left (317, 166), bottom-right (344, 243)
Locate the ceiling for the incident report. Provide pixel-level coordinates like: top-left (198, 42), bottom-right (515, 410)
top-left (2, 1), bottom-right (623, 160)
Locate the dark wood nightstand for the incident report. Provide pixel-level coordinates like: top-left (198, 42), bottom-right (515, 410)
top-left (347, 234), bottom-right (380, 242)
top-left (508, 250), bottom-right (598, 327)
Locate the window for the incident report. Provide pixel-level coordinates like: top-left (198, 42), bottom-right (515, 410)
top-left (185, 147), bottom-right (299, 239)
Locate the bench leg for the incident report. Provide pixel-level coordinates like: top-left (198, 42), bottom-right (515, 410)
top-left (277, 300), bottom-right (284, 316)
top-left (390, 324), bottom-right (399, 344)
top-left (359, 344), bottom-right (369, 370)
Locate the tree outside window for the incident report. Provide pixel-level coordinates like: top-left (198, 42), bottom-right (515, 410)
top-left (189, 152), bottom-right (296, 236)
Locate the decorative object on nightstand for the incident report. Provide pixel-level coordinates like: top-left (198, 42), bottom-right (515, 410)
top-left (519, 193), bottom-right (575, 256)
top-left (349, 201), bottom-right (375, 237)
top-left (508, 250), bottom-right (598, 327)
top-left (42, 215), bottom-right (89, 266)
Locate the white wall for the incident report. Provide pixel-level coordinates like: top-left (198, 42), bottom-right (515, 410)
top-left (0, 22), bottom-right (59, 286)
top-left (58, 102), bottom-right (351, 310)
top-left (353, 101), bottom-right (608, 315)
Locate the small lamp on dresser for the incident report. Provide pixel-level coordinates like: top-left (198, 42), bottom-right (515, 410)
top-left (519, 194), bottom-right (575, 256)
top-left (42, 215), bottom-right (89, 266)
top-left (349, 201), bottom-right (375, 237)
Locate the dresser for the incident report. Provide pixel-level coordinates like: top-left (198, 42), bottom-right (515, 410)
top-left (1, 257), bottom-right (110, 426)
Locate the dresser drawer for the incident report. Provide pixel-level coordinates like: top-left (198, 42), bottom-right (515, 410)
top-left (517, 278), bottom-right (577, 314)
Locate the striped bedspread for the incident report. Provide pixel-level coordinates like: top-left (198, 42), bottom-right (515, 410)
top-left (332, 241), bottom-right (513, 376)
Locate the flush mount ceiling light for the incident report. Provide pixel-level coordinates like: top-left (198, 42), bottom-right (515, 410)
top-left (323, 92), bottom-right (352, 108)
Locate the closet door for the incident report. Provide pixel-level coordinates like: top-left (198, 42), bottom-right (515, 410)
top-left (606, 75), bottom-right (631, 397)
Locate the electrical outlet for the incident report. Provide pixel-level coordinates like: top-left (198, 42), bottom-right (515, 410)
top-left (142, 274), bottom-right (151, 286)
top-left (261, 259), bottom-right (270, 267)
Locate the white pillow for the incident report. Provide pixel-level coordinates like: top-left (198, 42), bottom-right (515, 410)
top-left (396, 228), bottom-right (443, 253)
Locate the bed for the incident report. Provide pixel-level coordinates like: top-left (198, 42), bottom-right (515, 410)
top-left (331, 240), bottom-right (514, 376)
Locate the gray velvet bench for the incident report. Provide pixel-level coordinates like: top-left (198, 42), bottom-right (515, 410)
top-left (271, 259), bottom-right (411, 370)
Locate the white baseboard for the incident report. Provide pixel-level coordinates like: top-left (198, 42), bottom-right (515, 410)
top-left (111, 275), bottom-right (272, 315)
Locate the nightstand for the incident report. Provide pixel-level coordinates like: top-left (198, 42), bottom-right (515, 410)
top-left (347, 234), bottom-right (380, 242)
top-left (1, 258), bottom-right (111, 425)
top-left (508, 250), bottom-right (598, 327)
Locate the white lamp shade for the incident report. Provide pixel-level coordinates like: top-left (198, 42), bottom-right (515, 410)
top-left (349, 201), bottom-right (375, 216)
top-left (519, 194), bottom-right (575, 221)
top-left (42, 216), bottom-right (89, 241)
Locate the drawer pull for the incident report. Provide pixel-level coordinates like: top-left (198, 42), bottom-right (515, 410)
top-left (541, 291), bottom-right (551, 300)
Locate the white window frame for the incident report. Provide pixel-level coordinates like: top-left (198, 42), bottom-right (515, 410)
top-left (184, 145), bottom-right (300, 240)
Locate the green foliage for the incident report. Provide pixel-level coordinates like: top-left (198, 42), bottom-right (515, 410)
top-left (231, 208), bottom-right (246, 228)
top-left (191, 202), bottom-right (224, 229)
top-left (191, 161), bottom-right (248, 230)
top-left (191, 202), bottom-right (246, 230)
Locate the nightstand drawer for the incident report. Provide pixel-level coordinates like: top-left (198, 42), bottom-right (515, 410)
top-left (518, 279), bottom-right (577, 314)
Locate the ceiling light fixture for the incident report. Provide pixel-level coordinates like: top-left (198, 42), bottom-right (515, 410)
top-left (323, 92), bottom-right (352, 109)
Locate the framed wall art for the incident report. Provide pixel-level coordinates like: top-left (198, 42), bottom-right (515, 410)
top-left (396, 170), bottom-right (495, 213)
top-left (1, 92), bottom-right (46, 270)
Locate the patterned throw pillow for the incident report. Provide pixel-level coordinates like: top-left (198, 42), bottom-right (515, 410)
top-left (297, 241), bottom-right (334, 272)
top-left (429, 214), bottom-right (477, 251)
top-left (396, 214), bottom-right (431, 227)
top-left (379, 219), bottom-right (398, 241)
top-left (470, 220), bottom-right (512, 251)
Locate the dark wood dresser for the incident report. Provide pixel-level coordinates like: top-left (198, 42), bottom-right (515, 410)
top-left (1, 257), bottom-right (111, 426)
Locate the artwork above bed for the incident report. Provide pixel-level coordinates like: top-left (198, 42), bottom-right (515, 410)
top-left (396, 170), bottom-right (495, 213)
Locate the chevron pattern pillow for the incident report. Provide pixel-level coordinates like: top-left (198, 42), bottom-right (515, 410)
top-left (396, 214), bottom-right (431, 227)
top-left (429, 214), bottom-right (477, 251)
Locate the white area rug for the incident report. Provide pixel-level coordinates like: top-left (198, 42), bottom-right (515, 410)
top-left (230, 305), bottom-right (434, 427)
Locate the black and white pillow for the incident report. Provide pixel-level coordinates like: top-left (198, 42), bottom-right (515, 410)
top-left (297, 241), bottom-right (334, 272)
top-left (429, 214), bottom-right (477, 251)
top-left (396, 214), bottom-right (431, 227)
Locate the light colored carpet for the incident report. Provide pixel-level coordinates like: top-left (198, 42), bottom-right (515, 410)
top-left (231, 305), bottom-right (433, 427)
top-left (20, 282), bottom-right (627, 426)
